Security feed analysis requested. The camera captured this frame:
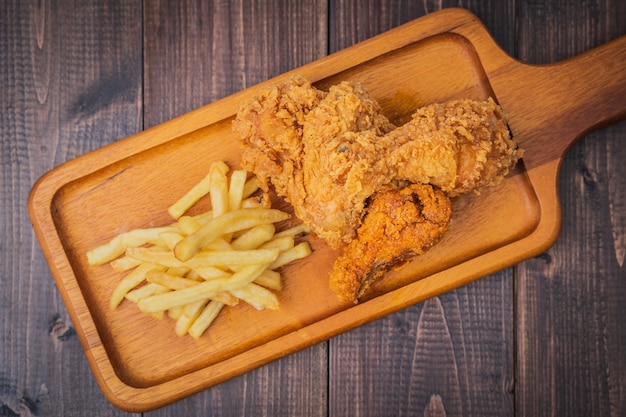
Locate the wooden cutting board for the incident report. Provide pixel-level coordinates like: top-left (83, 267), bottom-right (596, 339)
top-left (28, 8), bottom-right (626, 412)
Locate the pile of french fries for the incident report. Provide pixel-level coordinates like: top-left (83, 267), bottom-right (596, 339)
top-left (87, 161), bottom-right (312, 339)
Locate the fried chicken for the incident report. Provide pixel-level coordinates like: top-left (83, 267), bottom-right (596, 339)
top-left (235, 77), bottom-right (397, 248)
top-left (329, 182), bottom-right (452, 303)
top-left (233, 76), bottom-right (326, 201)
top-left (382, 97), bottom-right (520, 196)
top-left (233, 76), bottom-right (522, 302)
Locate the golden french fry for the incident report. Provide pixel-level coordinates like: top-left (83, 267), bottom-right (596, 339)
top-left (228, 170), bottom-right (248, 211)
top-left (145, 270), bottom-right (202, 290)
top-left (92, 161), bottom-right (313, 339)
top-left (110, 256), bottom-right (142, 272)
top-left (185, 248), bottom-right (279, 268)
top-left (137, 263), bottom-right (269, 313)
top-left (209, 161), bottom-right (230, 218)
top-left (242, 177), bottom-right (259, 199)
top-left (159, 231), bottom-right (185, 250)
top-left (204, 237), bottom-right (232, 251)
top-left (165, 266), bottom-right (190, 277)
top-left (110, 263), bottom-right (166, 309)
top-left (175, 299), bottom-right (209, 336)
top-left (173, 208), bottom-right (290, 261)
top-left (260, 235), bottom-right (295, 251)
top-left (193, 266), bottom-right (231, 280)
top-left (253, 270), bottom-right (282, 291)
top-left (188, 301), bottom-right (225, 339)
top-left (87, 226), bottom-right (177, 266)
top-left (177, 215), bottom-right (202, 235)
top-left (125, 282), bottom-right (170, 303)
top-left (230, 224), bottom-right (275, 250)
top-left (210, 291), bottom-right (239, 306)
top-left (168, 305), bottom-right (183, 320)
top-left (126, 247), bottom-right (186, 268)
top-left (167, 173), bottom-right (211, 220)
top-left (269, 241), bottom-right (312, 270)
top-left (230, 283), bottom-right (279, 311)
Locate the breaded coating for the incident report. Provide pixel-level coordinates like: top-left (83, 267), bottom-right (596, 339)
top-left (383, 98), bottom-right (521, 196)
top-left (298, 81), bottom-right (396, 247)
top-left (233, 76), bottom-right (522, 302)
top-left (233, 76), bottom-right (326, 200)
top-left (329, 183), bottom-right (452, 303)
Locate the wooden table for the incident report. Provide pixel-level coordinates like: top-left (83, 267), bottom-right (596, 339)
top-left (2, 1), bottom-right (625, 415)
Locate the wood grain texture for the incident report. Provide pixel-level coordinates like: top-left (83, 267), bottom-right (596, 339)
top-left (3, 0), bottom-right (626, 416)
top-left (1, 1), bottom-right (141, 416)
top-left (326, 2), bottom-right (517, 416)
top-left (143, 1), bottom-right (328, 416)
top-left (516, 0), bottom-right (626, 416)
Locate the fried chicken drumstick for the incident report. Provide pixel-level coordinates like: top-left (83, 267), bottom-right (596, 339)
top-left (233, 76), bottom-right (522, 302)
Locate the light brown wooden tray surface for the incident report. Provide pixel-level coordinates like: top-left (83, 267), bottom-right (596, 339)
top-left (28, 8), bottom-right (626, 412)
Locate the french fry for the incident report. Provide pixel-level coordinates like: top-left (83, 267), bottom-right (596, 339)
top-left (167, 161), bottom-right (228, 220)
top-left (126, 247), bottom-right (186, 269)
top-left (241, 192), bottom-right (272, 209)
top-left (188, 301), bottom-right (225, 339)
top-left (175, 299), bottom-right (209, 336)
top-left (193, 266), bottom-right (231, 280)
top-left (173, 208), bottom-right (290, 261)
top-left (269, 241), bottom-right (312, 270)
top-left (168, 305), bottom-right (183, 320)
top-left (110, 256), bottom-right (142, 272)
top-left (230, 224), bottom-right (275, 250)
top-left (145, 270), bottom-right (201, 290)
top-left (87, 226), bottom-right (177, 266)
top-left (167, 173), bottom-right (211, 220)
top-left (230, 283), bottom-right (279, 311)
top-left (158, 231), bottom-right (185, 250)
top-left (209, 161), bottom-right (230, 218)
top-left (204, 237), bottom-right (232, 251)
top-left (110, 263), bottom-right (166, 309)
top-left (242, 177), bottom-right (260, 199)
top-left (125, 282), bottom-right (170, 303)
top-left (253, 270), bottom-right (282, 291)
top-left (177, 215), bottom-right (202, 235)
top-left (228, 170), bottom-right (248, 211)
top-left (137, 263), bottom-right (269, 313)
top-left (260, 235), bottom-right (295, 252)
top-left (90, 161), bottom-right (313, 339)
top-left (185, 248), bottom-right (279, 268)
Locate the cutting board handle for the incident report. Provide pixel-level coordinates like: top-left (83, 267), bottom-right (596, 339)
top-left (495, 34), bottom-right (626, 167)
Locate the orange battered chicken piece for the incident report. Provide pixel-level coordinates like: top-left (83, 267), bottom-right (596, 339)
top-left (233, 76), bottom-right (326, 201)
top-left (383, 97), bottom-right (520, 196)
top-left (235, 77), bottom-right (397, 248)
top-left (329, 182), bottom-right (452, 303)
top-left (233, 76), bottom-right (522, 302)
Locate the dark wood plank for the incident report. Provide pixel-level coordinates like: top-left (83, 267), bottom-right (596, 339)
top-left (516, 0), bottom-right (626, 415)
top-left (142, 1), bottom-right (329, 415)
top-left (326, 2), bottom-right (518, 416)
top-left (1, 0), bottom-right (142, 416)
top-left (143, 0), bottom-right (329, 128)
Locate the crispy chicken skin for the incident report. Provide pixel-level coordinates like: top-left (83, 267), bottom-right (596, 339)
top-left (233, 76), bottom-right (326, 200)
top-left (233, 76), bottom-right (522, 302)
top-left (235, 77), bottom-right (397, 248)
top-left (383, 97), bottom-right (520, 196)
top-left (298, 81), bottom-right (396, 247)
top-left (329, 183), bottom-right (452, 303)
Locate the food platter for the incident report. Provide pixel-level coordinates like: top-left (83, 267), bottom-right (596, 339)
top-left (28, 8), bottom-right (626, 412)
